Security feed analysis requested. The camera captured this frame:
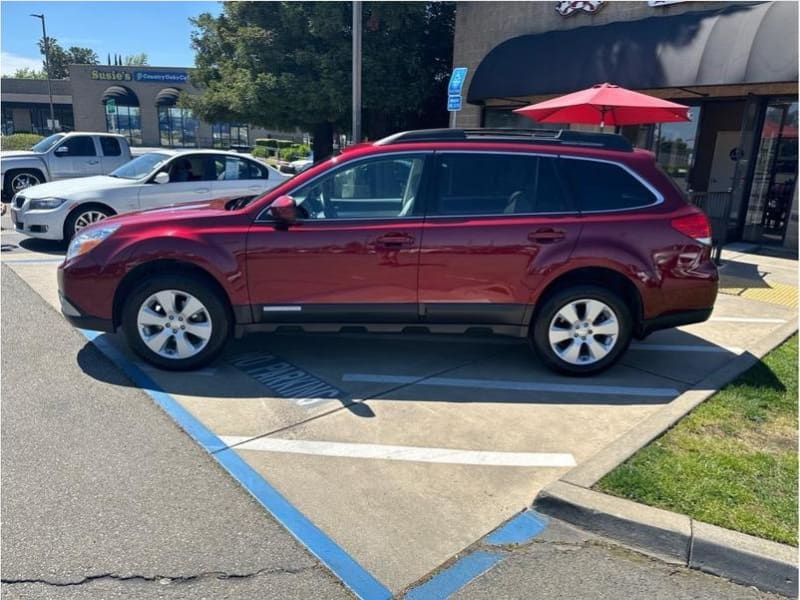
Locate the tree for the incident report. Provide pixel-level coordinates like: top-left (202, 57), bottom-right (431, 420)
top-left (37, 36), bottom-right (98, 78)
top-left (187, 1), bottom-right (454, 161)
top-left (4, 67), bottom-right (47, 79)
top-left (124, 53), bottom-right (149, 66)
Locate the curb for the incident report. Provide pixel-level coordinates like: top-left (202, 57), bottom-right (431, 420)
top-left (535, 318), bottom-right (799, 597)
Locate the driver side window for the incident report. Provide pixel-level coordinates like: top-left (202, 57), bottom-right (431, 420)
top-left (292, 156), bottom-right (426, 220)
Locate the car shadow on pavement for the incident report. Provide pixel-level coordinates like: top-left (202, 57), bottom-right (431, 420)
top-left (74, 327), bottom-right (750, 412)
top-left (18, 238), bottom-right (66, 255)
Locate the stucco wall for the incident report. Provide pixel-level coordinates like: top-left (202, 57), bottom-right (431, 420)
top-left (452, 1), bottom-right (737, 127)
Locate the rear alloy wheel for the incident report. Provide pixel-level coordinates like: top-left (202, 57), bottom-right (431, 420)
top-left (532, 285), bottom-right (632, 375)
top-left (122, 275), bottom-right (230, 370)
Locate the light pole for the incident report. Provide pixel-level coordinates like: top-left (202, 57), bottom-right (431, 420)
top-left (352, 1), bottom-right (362, 144)
top-left (31, 13), bottom-right (55, 134)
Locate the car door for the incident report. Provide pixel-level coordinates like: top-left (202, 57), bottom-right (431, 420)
top-left (211, 154), bottom-right (274, 197)
top-left (49, 135), bottom-right (102, 179)
top-left (136, 154), bottom-right (217, 210)
top-left (418, 151), bottom-right (582, 328)
top-left (245, 152), bottom-right (431, 324)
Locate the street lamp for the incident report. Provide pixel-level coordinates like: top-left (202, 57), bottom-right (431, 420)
top-left (30, 13), bottom-right (56, 134)
top-left (352, 1), bottom-right (362, 144)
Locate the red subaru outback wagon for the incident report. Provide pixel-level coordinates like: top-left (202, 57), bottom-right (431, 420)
top-left (57, 129), bottom-right (718, 375)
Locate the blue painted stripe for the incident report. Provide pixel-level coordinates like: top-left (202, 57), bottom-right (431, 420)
top-left (404, 551), bottom-right (505, 600)
top-left (81, 330), bottom-right (392, 600)
top-left (485, 511), bottom-right (548, 546)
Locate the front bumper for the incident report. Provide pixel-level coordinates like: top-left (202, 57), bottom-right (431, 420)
top-left (59, 292), bottom-right (114, 332)
top-left (10, 202), bottom-right (69, 241)
top-left (57, 263), bottom-right (116, 333)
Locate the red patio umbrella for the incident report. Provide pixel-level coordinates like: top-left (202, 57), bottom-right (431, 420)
top-left (513, 83), bottom-right (691, 130)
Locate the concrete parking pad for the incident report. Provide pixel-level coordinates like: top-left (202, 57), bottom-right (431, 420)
top-left (2, 230), bottom-right (796, 595)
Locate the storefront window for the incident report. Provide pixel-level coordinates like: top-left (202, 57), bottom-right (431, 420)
top-left (483, 107), bottom-right (564, 130)
top-left (106, 104), bottom-right (142, 146)
top-left (743, 101), bottom-right (798, 243)
top-left (653, 107), bottom-right (701, 192)
top-left (30, 105), bottom-right (74, 135)
top-left (212, 123), bottom-right (249, 148)
top-left (2, 106), bottom-right (14, 136)
top-left (158, 107), bottom-right (198, 147)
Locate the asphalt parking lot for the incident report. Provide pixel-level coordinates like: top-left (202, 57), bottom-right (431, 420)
top-left (2, 220), bottom-right (796, 597)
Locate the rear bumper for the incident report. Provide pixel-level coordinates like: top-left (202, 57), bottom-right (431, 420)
top-left (636, 307), bottom-right (713, 339)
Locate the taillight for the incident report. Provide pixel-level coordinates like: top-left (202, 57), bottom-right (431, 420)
top-left (671, 212), bottom-right (711, 245)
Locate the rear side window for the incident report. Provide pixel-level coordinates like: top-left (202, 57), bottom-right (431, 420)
top-left (100, 137), bottom-right (121, 157)
top-left (434, 153), bottom-right (571, 216)
top-left (560, 158), bottom-right (658, 212)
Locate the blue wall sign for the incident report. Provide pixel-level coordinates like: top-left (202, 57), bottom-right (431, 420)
top-left (448, 95), bottom-right (462, 112)
top-left (448, 67), bottom-right (468, 95)
top-left (133, 71), bottom-right (189, 83)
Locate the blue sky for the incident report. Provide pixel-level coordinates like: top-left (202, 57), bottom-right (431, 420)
top-left (1, 1), bottom-right (222, 74)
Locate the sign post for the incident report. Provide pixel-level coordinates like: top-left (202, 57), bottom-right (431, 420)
top-left (447, 67), bottom-right (468, 128)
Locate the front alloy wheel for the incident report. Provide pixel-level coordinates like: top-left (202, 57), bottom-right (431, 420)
top-left (122, 274), bottom-right (230, 370)
top-left (11, 171), bottom-right (41, 193)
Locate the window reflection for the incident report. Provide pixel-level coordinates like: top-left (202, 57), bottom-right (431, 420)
top-left (158, 106), bottom-right (198, 148)
top-left (105, 104), bottom-right (142, 146)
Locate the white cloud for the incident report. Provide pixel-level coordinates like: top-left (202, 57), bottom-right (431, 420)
top-left (0, 52), bottom-right (43, 76)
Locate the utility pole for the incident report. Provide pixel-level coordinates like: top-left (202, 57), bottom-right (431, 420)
top-left (352, 1), bottom-right (362, 144)
top-left (31, 13), bottom-right (55, 134)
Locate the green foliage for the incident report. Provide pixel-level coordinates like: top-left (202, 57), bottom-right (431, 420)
top-left (0, 133), bottom-right (45, 151)
top-left (598, 335), bottom-right (798, 546)
top-left (279, 143), bottom-right (311, 161)
top-left (251, 146), bottom-right (268, 158)
top-left (4, 68), bottom-right (47, 79)
top-left (187, 2), bottom-right (454, 138)
top-left (37, 36), bottom-right (99, 78)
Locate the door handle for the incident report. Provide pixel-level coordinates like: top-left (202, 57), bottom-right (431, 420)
top-left (248, 185), bottom-right (262, 191)
top-left (88, 160), bottom-right (100, 165)
top-left (194, 188), bottom-right (210, 193)
top-left (375, 233), bottom-right (415, 248)
top-left (528, 228), bottom-right (566, 243)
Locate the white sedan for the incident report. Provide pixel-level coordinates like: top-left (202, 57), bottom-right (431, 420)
top-left (9, 149), bottom-right (290, 242)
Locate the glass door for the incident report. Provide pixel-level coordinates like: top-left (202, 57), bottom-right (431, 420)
top-left (743, 100), bottom-right (798, 244)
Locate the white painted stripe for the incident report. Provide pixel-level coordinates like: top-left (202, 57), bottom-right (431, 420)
top-left (630, 343), bottom-right (743, 354)
top-left (262, 306), bottom-right (302, 312)
top-left (342, 374), bottom-right (679, 397)
top-left (221, 436), bottom-right (576, 467)
top-left (708, 317), bottom-right (785, 323)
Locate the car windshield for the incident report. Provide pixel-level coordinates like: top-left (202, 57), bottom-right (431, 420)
top-left (110, 152), bottom-right (171, 180)
top-left (31, 133), bottom-right (65, 153)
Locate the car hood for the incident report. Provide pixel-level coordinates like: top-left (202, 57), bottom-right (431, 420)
top-left (19, 175), bottom-right (134, 198)
top-left (1, 150), bottom-right (41, 158)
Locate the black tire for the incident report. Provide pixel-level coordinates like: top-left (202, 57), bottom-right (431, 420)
top-left (5, 169), bottom-right (44, 199)
top-left (122, 274), bottom-right (231, 371)
top-left (63, 204), bottom-right (114, 242)
top-left (531, 284), bottom-right (632, 376)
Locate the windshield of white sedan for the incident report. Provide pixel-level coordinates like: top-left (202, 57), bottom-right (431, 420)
top-left (31, 133), bottom-right (65, 153)
top-left (110, 153), bottom-right (170, 179)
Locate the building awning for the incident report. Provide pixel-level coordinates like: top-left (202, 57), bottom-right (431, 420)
top-left (101, 85), bottom-right (138, 106)
top-left (467, 1), bottom-right (798, 104)
top-left (155, 87), bottom-right (181, 107)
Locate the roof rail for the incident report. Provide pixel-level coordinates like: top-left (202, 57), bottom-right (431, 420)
top-left (374, 128), bottom-right (633, 152)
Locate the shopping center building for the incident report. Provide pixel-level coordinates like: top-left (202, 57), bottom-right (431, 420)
top-left (454, 0), bottom-right (798, 248)
top-left (1, 64), bottom-right (300, 148)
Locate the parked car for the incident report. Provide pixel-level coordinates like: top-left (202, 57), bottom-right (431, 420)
top-left (1, 132), bottom-right (132, 200)
top-left (11, 149), bottom-right (290, 242)
top-left (57, 128), bottom-right (718, 375)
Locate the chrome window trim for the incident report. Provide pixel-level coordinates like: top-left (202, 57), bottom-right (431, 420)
top-left (254, 150), bottom-right (433, 223)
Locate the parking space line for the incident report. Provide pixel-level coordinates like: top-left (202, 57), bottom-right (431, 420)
top-left (629, 343), bottom-right (743, 354)
top-left (342, 374), bottom-right (679, 398)
top-left (81, 330), bottom-right (392, 600)
top-left (708, 316), bottom-right (786, 323)
top-left (220, 436), bottom-right (577, 467)
top-left (404, 551), bottom-right (505, 600)
top-left (0, 257), bottom-right (64, 263)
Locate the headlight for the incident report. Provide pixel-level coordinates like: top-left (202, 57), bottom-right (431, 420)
top-left (66, 225), bottom-right (120, 261)
top-left (29, 197), bottom-right (67, 210)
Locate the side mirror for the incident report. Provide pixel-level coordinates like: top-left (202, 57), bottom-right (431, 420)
top-left (55, 145), bottom-right (69, 154)
top-left (268, 195), bottom-right (297, 225)
top-left (154, 172), bottom-right (170, 184)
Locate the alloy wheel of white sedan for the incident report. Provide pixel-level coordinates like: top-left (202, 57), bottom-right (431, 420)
top-left (547, 298), bottom-right (620, 365)
top-left (73, 210), bottom-right (109, 232)
top-left (136, 289), bottom-right (213, 360)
